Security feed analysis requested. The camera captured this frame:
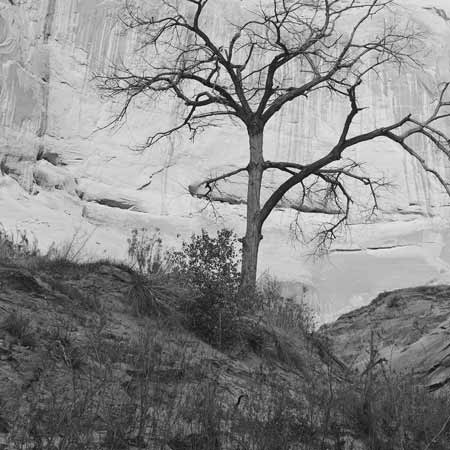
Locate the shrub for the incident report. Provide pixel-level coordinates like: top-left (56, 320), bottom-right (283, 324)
top-left (172, 228), bottom-right (241, 293)
top-left (172, 229), bottom-right (244, 348)
top-left (127, 274), bottom-right (184, 319)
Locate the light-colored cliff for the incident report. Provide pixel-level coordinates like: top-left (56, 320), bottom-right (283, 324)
top-left (1, 0), bottom-right (450, 320)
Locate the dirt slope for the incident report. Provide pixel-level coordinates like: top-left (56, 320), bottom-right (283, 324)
top-left (0, 259), bottom-right (353, 449)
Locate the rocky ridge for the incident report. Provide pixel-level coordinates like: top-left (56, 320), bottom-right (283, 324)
top-left (322, 285), bottom-right (450, 391)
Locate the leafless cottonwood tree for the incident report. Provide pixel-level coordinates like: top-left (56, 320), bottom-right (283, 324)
top-left (98, 0), bottom-right (450, 292)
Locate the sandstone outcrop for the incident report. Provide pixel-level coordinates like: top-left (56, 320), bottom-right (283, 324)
top-left (322, 285), bottom-right (450, 390)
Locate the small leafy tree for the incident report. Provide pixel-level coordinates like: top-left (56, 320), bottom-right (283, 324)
top-left (172, 229), bottom-right (241, 293)
top-left (98, 0), bottom-right (450, 291)
top-left (172, 229), bottom-right (242, 347)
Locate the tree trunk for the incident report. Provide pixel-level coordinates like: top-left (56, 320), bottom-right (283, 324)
top-left (240, 130), bottom-right (264, 293)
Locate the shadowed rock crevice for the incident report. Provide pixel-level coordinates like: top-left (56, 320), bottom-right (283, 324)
top-left (37, 0), bottom-right (56, 141)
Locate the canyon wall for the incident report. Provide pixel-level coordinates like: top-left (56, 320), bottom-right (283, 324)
top-left (1, 0), bottom-right (450, 320)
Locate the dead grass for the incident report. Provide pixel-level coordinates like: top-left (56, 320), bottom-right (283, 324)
top-left (1, 228), bottom-right (450, 450)
top-left (0, 310), bottom-right (36, 347)
top-left (258, 274), bottom-right (317, 336)
top-left (3, 307), bottom-right (450, 450)
top-left (126, 272), bottom-right (186, 319)
top-left (0, 226), bottom-right (39, 263)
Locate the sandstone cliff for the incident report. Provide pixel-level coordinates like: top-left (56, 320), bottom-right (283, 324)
top-left (1, 0), bottom-right (450, 318)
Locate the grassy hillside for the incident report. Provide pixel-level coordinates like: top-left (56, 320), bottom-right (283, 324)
top-left (0, 228), bottom-right (449, 449)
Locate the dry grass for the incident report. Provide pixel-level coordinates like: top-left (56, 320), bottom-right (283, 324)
top-left (0, 226), bottom-right (39, 262)
top-left (0, 311), bottom-right (36, 348)
top-left (1, 228), bottom-right (450, 450)
top-left (258, 274), bottom-right (317, 336)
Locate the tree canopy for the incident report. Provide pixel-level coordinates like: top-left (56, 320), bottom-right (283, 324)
top-left (98, 0), bottom-right (450, 290)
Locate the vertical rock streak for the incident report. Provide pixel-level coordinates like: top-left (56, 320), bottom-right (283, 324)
top-left (37, 0), bottom-right (56, 142)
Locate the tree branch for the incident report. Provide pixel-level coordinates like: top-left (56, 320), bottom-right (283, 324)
top-left (260, 80), bottom-right (450, 228)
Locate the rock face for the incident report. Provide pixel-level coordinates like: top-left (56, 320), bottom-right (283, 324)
top-left (322, 285), bottom-right (450, 390)
top-left (1, 0), bottom-right (450, 319)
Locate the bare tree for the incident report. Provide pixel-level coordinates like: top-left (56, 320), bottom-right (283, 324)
top-left (98, 0), bottom-right (450, 292)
